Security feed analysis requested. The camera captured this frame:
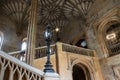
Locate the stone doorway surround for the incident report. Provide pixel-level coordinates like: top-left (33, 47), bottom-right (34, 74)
top-left (72, 63), bottom-right (91, 80)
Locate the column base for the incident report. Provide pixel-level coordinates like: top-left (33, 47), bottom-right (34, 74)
top-left (44, 63), bottom-right (55, 73)
top-left (43, 72), bottom-right (60, 80)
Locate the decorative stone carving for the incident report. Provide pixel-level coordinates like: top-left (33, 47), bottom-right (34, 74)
top-left (112, 64), bottom-right (120, 80)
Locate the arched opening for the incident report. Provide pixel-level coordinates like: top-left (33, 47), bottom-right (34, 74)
top-left (20, 37), bottom-right (27, 61)
top-left (105, 23), bottom-right (120, 56)
top-left (3, 66), bottom-right (10, 80)
top-left (75, 39), bottom-right (87, 48)
top-left (72, 64), bottom-right (91, 80)
top-left (21, 37), bottom-right (27, 51)
top-left (22, 74), bottom-right (27, 80)
top-left (13, 70), bottom-right (19, 80)
top-left (94, 8), bottom-right (120, 58)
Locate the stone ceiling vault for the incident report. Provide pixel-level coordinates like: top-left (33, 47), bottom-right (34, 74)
top-left (0, 0), bottom-right (94, 37)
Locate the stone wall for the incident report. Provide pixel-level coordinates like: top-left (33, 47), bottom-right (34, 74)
top-left (87, 1), bottom-right (120, 80)
top-left (33, 43), bottom-right (104, 80)
top-left (0, 16), bottom-right (21, 52)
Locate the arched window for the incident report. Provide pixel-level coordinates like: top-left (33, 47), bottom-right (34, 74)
top-left (0, 31), bottom-right (4, 50)
top-left (105, 23), bottom-right (120, 56)
top-left (21, 37), bottom-right (27, 51)
top-left (20, 37), bottom-right (27, 62)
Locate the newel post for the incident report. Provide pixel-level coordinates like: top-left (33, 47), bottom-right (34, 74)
top-left (43, 73), bottom-right (60, 80)
top-left (42, 27), bottom-right (60, 80)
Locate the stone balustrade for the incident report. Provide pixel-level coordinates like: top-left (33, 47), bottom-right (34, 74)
top-left (0, 51), bottom-right (44, 80)
top-left (62, 43), bottom-right (95, 57)
top-left (35, 44), bottom-right (56, 59)
top-left (9, 51), bottom-right (22, 59)
top-left (9, 42), bottom-right (95, 60)
top-left (0, 51), bottom-right (60, 80)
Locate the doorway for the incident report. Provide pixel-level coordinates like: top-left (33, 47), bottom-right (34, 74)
top-left (72, 64), bottom-right (91, 80)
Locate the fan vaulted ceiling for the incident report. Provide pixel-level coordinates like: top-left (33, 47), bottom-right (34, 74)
top-left (0, 0), bottom-right (93, 36)
top-left (0, 0), bottom-right (92, 44)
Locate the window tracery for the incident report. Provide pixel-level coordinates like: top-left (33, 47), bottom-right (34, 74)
top-left (105, 23), bottom-right (120, 56)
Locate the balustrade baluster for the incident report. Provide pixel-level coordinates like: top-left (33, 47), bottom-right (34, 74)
top-left (18, 72), bottom-right (22, 80)
top-left (0, 68), bottom-right (5, 80)
top-left (9, 71), bottom-right (14, 80)
top-left (0, 51), bottom-right (44, 80)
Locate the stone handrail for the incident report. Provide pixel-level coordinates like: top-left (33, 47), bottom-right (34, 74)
top-left (62, 43), bottom-right (95, 57)
top-left (0, 51), bottom-right (44, 80)
top-left (9, 50), bottom-right (22, 59)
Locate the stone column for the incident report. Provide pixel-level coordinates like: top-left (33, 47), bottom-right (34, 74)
top-left (55, 42), bottom-right (73, 80)
top-left (26, 0), bottom-right (38, 65)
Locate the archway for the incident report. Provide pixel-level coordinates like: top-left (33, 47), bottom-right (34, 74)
top-left (72, 64), bottom-right (91, 80)
top-left (75, 39), bottom-right (87, 48)
top-left (93, 8), bottom-right (120, 57)
top-left (105, 23), bottom-right (120, 56)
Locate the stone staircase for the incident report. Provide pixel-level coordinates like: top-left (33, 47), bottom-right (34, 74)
top-left (0, 51), bottom-right (59, 80)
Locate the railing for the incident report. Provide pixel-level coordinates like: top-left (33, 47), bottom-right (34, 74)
top-left (9, 43), bottom-right (95, 60)
top-left (8, 44), bottom-right (57, 59)
top-left (35, 44), bottom-right (56, 59)
top-left (9, 51), bottom-right (22, 59)
top-left (0, 51), bottom-right (44, 80)
top-left (62, 43), bottom-right (95, 57)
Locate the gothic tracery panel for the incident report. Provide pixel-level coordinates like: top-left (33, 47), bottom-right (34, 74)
top-left (105, 23), bottom-right (120, 56)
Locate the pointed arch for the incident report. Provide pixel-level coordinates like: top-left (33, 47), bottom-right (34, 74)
top-left (22, 74), bottom-right (28, 80)
top-left (21, 37), bottom-right (27, 51)
top-left (93, 7), bottom-right (120, 57)
top-left (13, 70), bottom-right (19, 80)
top-left (20, 37), bottom-right (27, 61)
top-left (3, 66), bottom-right (10, 80)
top-left (71, 59), bottom-right (95, 80)
top-left (72, 63), bottom-right (91, 80)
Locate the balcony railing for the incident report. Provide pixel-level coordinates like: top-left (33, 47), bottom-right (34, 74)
top-left (35, 44), bottom-right (56, 59)
top-left (62, 43), bottom-right (95, 57)
top-left (9, 44), bottom-right (56, 60)
top-left (0, 51), bottom-right (44, 80)
top-left (9, 51), bottom-right (22, 59)
top-left (9, 42), bottom-right (95, 60)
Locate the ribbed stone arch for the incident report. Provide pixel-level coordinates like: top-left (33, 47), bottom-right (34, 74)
top-left (93, 7), bottom-right (120, 57)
